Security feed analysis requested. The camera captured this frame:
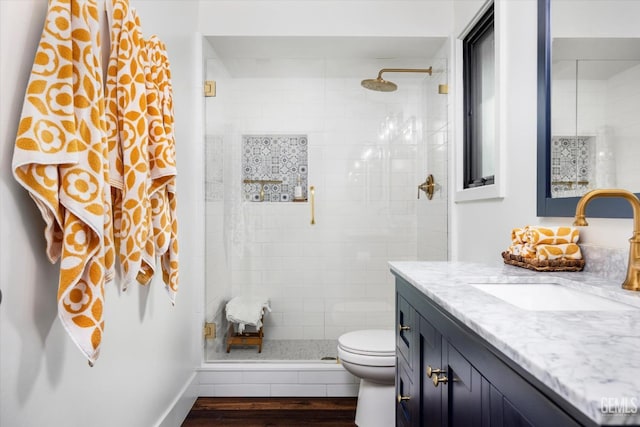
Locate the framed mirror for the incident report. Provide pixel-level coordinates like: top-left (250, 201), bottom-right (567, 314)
top-left (537, 0), bottom-right (640, 218)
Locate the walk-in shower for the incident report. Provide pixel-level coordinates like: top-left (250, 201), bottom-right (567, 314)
top-left (202, 36), bottom-right (449, 364)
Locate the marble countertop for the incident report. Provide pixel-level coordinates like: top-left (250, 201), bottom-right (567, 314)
top-left (389, 261), bottom-right (640, 426)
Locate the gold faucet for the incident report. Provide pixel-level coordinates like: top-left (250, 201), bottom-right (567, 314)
top-left (573, 189), bottom-right (640, 291)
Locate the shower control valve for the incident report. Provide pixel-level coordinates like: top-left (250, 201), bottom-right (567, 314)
top-left (418, 174), bottom-right (435, 200)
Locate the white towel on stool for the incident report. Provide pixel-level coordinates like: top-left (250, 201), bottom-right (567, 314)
top-left (226, 296), bottom-right (271, 334)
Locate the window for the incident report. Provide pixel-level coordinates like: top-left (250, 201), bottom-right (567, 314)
top-left (463, 4), bottom-right (495, 189)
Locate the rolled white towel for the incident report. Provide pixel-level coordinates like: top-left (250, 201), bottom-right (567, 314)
top-left (226, 296), bottom-right (271, 334)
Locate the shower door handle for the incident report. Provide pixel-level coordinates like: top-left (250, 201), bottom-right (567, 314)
top-left (310, 186), bottom-right (316, 225)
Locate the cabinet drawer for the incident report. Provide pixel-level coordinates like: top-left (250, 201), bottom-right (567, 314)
top-left (396, 293), bottom-right (415, 366)
top-left (397, 362), bottom-right (418, 427)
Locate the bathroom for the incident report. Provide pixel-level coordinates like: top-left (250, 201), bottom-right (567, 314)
top-left (0, 0), bottom-right (638, 426)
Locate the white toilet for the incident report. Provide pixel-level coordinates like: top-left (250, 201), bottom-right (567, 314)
top-left (337, 329), bottom-right (396, 427)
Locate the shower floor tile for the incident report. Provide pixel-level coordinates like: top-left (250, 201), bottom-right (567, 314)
top-left (206, 339), bottom-right (339, 362)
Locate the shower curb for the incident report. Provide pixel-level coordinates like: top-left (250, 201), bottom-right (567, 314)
top-left (197, 362), bottom-right (359, 397)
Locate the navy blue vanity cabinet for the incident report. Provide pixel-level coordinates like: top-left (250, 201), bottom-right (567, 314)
top-left (395, 275), bottom-right (587, 427)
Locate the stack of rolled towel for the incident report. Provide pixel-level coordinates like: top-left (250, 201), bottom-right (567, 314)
top-left (508, 226), bottom-right (583, 261)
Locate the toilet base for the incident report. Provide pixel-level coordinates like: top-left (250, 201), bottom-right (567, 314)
top-left (354, 378), bottom-right (395, 427)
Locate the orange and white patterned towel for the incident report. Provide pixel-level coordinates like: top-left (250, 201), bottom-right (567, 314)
top-left (508, 244), bottom-right (523, 256)
top-left (146, 35), bottom-right (179, 303)
top-left (104, 7), bottom-right (179, 300)
top-left (12, 0), bottom-right (112, 364)
top-left (511, 228), bottom-right (526, 244)
top-left (536, 243), bottom-right (583, 261)
top-left (105, 0), bottom-right (153, 290)
top-left (524, 226), bottom-right (579, 245)
top-left (134, 11), bottom-right (158, 285)
top-left (508, 244), bottom-right (538, 258)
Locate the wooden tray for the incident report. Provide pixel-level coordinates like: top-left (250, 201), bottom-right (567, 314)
top-left (501, 251), bottom-right (584, 272)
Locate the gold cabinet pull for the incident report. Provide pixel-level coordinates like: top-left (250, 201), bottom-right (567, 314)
top-left (426, 365), bottom-right (444, 378)
top-left (432, 375), bottom-right (448, 387)
top-left (310, 185), bottom-right (315, 225)
top-left (398, 324), bottom-right (411, 332)
top-left (397, 395), bottom-right (411, 403)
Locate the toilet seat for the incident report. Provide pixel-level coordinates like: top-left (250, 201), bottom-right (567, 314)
top-left (338, 330), bottom-right (395, 366)
top-left (338, 329), bottom-right (395, 356)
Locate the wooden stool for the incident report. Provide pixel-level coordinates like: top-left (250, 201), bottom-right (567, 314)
top-left (226, 315), bottom-right (264, 353)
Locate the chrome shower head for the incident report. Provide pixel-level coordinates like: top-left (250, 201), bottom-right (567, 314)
top-left (361, 67), bottom-right (433, 92)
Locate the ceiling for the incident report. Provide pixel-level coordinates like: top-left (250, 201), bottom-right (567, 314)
top-left (205, 36), bottom-right (448, 78)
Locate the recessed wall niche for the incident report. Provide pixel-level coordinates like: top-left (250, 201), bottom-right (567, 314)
top-left (242, 135), bottom-right (308, 202)
top-left (550, 135), bottom-right (593, 197)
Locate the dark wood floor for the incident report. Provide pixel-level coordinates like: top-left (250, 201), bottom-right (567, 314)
top-left (182, 397), bottom-right (358, 426)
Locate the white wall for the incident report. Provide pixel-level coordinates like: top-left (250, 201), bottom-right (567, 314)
top-left (198, 0), bottom-right (453, 37)
top-left (0, 1), bottom-right (202, 426)
top-left (552, 0), bottom-right (640, 39)
top-left (450, 0), bottom-right (634, 264)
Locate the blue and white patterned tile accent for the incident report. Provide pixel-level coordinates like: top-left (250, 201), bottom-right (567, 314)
top-left (242, 135), bottom-right (308, 202)
top-left (551, 136), bottom-right (593, 197)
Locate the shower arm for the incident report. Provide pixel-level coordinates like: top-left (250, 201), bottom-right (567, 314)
top-left (376, 68), bottom-right (433, 79)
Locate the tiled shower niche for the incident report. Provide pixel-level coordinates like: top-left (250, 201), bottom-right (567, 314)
top-left (550, 135), bottom-right (593, 197)
top-left (242, 135), bottom-right (308, 202)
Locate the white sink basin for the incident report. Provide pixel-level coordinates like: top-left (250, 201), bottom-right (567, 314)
top-left (470, 283), bottom-right (636, 312)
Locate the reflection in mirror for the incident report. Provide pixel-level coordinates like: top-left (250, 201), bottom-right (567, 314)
top-left (537, 0), bottom-right (640, 218)
top-left (551, 38), bottom-right (640, 198)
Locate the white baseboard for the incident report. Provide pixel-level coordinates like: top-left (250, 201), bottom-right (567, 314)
top-left (155, 372), bottom-right (199, 427)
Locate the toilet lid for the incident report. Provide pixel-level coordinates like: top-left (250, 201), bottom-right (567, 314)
top-left (338, 329), bottom-right (395, 357)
